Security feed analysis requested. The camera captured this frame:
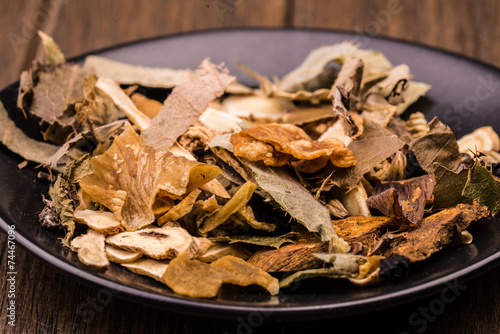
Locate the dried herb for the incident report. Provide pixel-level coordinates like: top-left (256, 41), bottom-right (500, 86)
top-left (463, 163), bottom-right (500, 215)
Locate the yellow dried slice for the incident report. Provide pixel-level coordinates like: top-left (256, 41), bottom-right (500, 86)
top-left (105, 226), bottom-right (199, 260)
top-left (157, 190), bottom-right (202, 225)
top-left (79, 124), bottom-right (221, 231)
top-left (230, 124), bottom-right (356, 168)
top-left (70, 229), bottom-right (109, 269)
top-left (162, 253), bottom-right (279, 298)
top-left (198, 182), bottom-right (257, 234)
top-left (74, 210), bottom-right (124, 235)
top-left (122, 258), bottom-right (169, 282)
top-left (105, 244), bottom-right (142, 263)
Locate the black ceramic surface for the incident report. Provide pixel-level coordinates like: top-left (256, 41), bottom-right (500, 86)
top-left (1, 29), bottom-right (499, 320)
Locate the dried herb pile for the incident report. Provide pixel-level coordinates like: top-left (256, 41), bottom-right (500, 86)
top-left (2, 31), bottom-right (499, 298)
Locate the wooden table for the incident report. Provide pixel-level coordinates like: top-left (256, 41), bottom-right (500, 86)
top-left (1, 1), bottom-right (499, 333)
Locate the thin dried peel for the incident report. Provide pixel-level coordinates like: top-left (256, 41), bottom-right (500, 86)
top-left (230, 124), bottom-right (356, 168)
top-left (79, 125), bottom-right (221, 230)
top-left (162, 252), bottom-right (279, 298)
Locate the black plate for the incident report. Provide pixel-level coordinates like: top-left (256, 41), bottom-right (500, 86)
top-left (1, 29), bottom-right (499, 320)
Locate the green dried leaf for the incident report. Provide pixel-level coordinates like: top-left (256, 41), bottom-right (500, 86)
top-left (48, 154), bottom-right (93, 246)
top-left (38, 30), bottom-right (65, 65)
top-left (409, 118), bottom-right (462, 173)
top-left (464, 164), bottom-right (500, 215)
top-left (209, 234), bottom-right (294, 249)
top-left (433, 164), bottom-right (470, 210)
top-left (246, 162), bottom-right (335, 242)
top-left (329, 121), bottom-right (405, 189)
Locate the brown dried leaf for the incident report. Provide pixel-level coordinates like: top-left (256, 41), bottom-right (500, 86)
top-left (79, 125), bottom-right (221, 230)
top-left (142, 59), bottom-right (235, 151)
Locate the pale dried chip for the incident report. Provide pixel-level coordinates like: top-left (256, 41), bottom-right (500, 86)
top-left (281, 105), bottom-right (335, 125)
top-left (71, 229), bottom-right (109, 268)
top-left (84, 55), bottom-right (193, 88)
top-left (223, 95), bottom-right (294, 122)
top-left (162, 253), bottom-right (279, 298)
top-left (105, 225), bottom-right (198, 260)
top-left (74, 209), bottom-right (124, 235)
top-left (230, 124), bottom-right (356, 168)
top-left (96, 77), bottom-right (152, 130)
top-left (105, 244), bottom-right (142, 263)
top-left (199, 107), bottom-right (244, 133)
top-left (456, 126), bottom-right (500, 154)
top-left (122, 258), bottom-right (169, 282)
top-left (195, 243), bottom-right (253, 262)
top-left (142, 59), bottom-right (235, 151)
top-left (335, 182), bottom-right (371, 217)
top-left (79, 125), bottom-right (221, 231)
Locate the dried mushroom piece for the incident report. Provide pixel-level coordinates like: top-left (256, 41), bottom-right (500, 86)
top-left (162, 253), bottom-right (279, 298)
top-left (122, 259), bottom-right (169, 282)
top-left (230, 124), bottom-right (356, 168)
top-left (367, 175), bottom-right (435, 224)
top-left (74, 210), bottom-right (124, 235)
top-left (70, 229), bottom-right (109, 268)
top-left (105, 244), bottom-right (142, 263)
top-left (105, 225), bottom-right (199, 260)
top-left (79, 125), bottom-right (221, 231)
top-left (384, 203), bottom-right (489, 262)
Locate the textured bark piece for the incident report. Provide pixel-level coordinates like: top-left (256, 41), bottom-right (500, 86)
top-left (367, 175), bottom-right (435, 224)
top-left (384, 204), bottom-right (489, 262)
top-left (247, 232), bottom-right (328, 272)
top-left (333, 216), bottom-right (404, 253)
top-left (141, 59), bottom-right (235, 151)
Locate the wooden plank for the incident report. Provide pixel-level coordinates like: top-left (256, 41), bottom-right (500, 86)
top-left (0, 0), bottom-right (48, 88)
top-left (36, 0), bottom-right (288, 60)
top-left (292, 0), bottom-right (500, 67)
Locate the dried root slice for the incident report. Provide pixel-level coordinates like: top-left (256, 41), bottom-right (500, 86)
top-left (195, 243), bottom-right (254, 262)
top-left (162, 253), bottom-right (279, 298)
top-left (230, 123), bottom-right (356, 168)
top-left (456, 126), bottom-right (500, 154)
top-left (105, 226), bottom-right (199, 260)
top-left (105, 244), bottom-right (142, 263)
top-left (74, 210), bottom-right (124, 235)
top-left (199, 107), bottom-right (244, 133)
top-left (71, 229), bottom-right (109, 269)
top-left (122, 258), bottom-right (169, 282)
top-left (222, 95), bottom-right (293, 122)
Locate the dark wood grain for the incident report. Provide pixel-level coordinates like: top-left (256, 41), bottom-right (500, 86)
top-left (1, 1), bottom-right (500, 333)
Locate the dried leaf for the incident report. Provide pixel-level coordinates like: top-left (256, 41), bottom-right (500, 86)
top-left (84, 55), bottom-right (193, 88)
top-left (395, 81), bottom-right (431, 115)
top-left (463, 163), bottom-right (500, 215)
top-left (409, 118), bottom-right (462, 173)
top-left (48, 155), bottom-right (93, 246)
top-left (162, 253), bottom-right (279, 298)
top-left (433, 164), bottom-right (470, 210)
top-left (79, 125), bottom-right (221, 230)
top-left (38, 30), bottom-right (65, 65)
top-left (142, 59), bottom-right (235, 151)
top-left (329, 121), bottom-right (405, 189)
